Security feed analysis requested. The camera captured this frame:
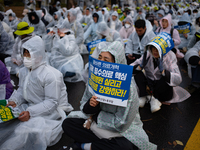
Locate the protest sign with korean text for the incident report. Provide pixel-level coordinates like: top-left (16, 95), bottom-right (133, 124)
top-left (174, 23), bottom-right (191, 34)
top-left (88, 56), bottom-right (133, 107)
top-left (87, 39), bottom-right (106, 55)
top-left (150, 32), bottom-right (174, 56)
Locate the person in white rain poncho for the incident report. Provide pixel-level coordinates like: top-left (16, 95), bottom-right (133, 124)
top-left (131, 40), bottom-right (190, 113)
top-left (108, 11), bottom-right (122, 32)
top-left (125, 19), bottom-right (156, 65)
top-left (79, 7), bottom-right (93, 32)
top-left (22, 9), bottom-right (30, 25)
top-left (25, 0), bottom-right (36, 10)
top-left (4, 10), bottom-right (19, 31)
top-left (84, 11), bottom-right (103, 44)
top-left (0, 21), bottom-right (14, 63)
top-left (41, 8), bottom-right (54, 27)
top-left (5, 22), bottom-right (35, 75)
top-left (46, 10), bottom-right (64, 28)
top-left (28, 10), bottom-right (46, 37)
top-left (177, 13), bottom-right (196, 49)
top-left (0, 36), bottom-right (73, 150)
top-left (102, 8), bottom-right (110, 22)
top-left (49, 28), bottom-right (84, 82)
top-left (62, 41), bottom-right (157, 150)
top-left (68, 8), bottom-right (87, 54)
top-left (96, 22), bottom-right (122, 43)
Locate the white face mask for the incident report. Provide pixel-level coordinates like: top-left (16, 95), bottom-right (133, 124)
top-left (125, 24), bottom-right (131, 29)
top-left (23, 57), bottom-right (32, 69)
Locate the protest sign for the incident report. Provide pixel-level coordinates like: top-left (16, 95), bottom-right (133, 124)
top-left (87, 39), bottom-right (106, 55)
top-left (123, 39), bottom-right (128, 45)
top-left (150, 32), bottom-right (174, 56)
top-left (88, 56), bottom-right (133, 107)
top-left (0, 100), bottom-right (16, 123)
top-left (174, 23), bottom-right (191, 34)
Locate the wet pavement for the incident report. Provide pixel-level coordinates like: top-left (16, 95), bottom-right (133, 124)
top-left (10, 55), bottom-right (200, 150)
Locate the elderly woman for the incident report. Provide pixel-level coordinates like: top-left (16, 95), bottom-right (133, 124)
top-left (108, 11), bottom-right (122, 31)
top-left (62, 41), bottom-right (157, 150)
top-left (0, 36), bottom-right (73, 150)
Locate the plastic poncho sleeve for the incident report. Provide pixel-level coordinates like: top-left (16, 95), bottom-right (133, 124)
top-left (74, 21), bottom-right (84, 45)
top-left (84, 23), bottom-right (92, 40)
top-left (11, 37), bottom-right (21, 62)
top-left (10, 20), bottom-right (19, 31)
top-left (96, 78), bottom-right (139, 132)
top-left (84, 20), bottom-right (93, 32)
top-left (125, 33), bottom-right (134, 54)
top-left (187, 35), bottom-right (197, 49)
top-left (33, 21), bottom-right (46, 36)
top-left (0, 32), bottom-right (11, 53)
top-left (26, 70), bottom-right (61, 117)
top-left (172, 29), bottom-right (181, 46)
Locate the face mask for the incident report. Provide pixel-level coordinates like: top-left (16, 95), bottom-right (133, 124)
top-left (23, 57), bottom-right (32, 69)
top-left (125, 24), bottom-right (131, 28)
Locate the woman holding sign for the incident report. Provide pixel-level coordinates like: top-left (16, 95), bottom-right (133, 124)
top-left (62, 41), bottom-right (157, 150)
top-left (131, 33), bottom-right (190, 113)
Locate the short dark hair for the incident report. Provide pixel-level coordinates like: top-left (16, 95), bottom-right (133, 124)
top-left (135, 19), bottom-right (146, 29)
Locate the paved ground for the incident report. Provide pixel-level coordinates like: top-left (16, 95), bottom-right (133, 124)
top-left (10, 54), bottom-right (200, 150)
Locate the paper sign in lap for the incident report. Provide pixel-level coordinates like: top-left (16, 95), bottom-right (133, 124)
top-left (174, 23), bottom-right (191, 34)
top-left (88, 56), bottom-right (133, 107)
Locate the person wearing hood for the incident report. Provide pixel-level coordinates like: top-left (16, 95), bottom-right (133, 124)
top-left (67, 8), bottom-right (85, 51)
top-left (108, 11), bottom-right (122, 32)
top-left (49, 26), bottom-right (84, 82)
top-left (184, 41), bottom-right (200, 92)
top-left (153, 9), bottom-right (165, 31)
top-left (193, 12), bottom-right (200, 32)
top-left (41, 8), bottom-right (53, 27)
top-left (46, 10), bottom-right (64, 28)
top-left (62, 41), bottom-right (157, 150)
top-left (56, 1), bottom-right (61, 10)
top-left (131, 40), bottom-right (190, 113)
top-left (25, 0), bottom-right (36, 10)
top-left (2, 36), bottom-right (73, 150)
top-left (0, 60), bottom-right (13, 100)
top-left (96, 22), bottom-right (122, 43)
top-left (75, 7), bottom-right (83, 22)
top-left (49, 2), bottom-right (58, 16)
top-left (177, 13), bottom-right (196, 50)
top-left (84, 11), bottom-right (103, 44)
top-left (22, 9), bottom-right (30, 25)
top-left (4, 11), bottom-right (19, 31)
top-left (0, 21), bottom-right (15, 63)
top-left (188, 28), bottom-right (200, 49)
top-left (119, 15), bottom-right (135, 39)
top-left (0, 13), bottom-right (14, 40)
top-left (5, 22), bottom-right (35, 75)
top-left (133, 8), bottom-right (146, 22)
top-left (102, 8), bottom-right (110, 22)
top-left (79, 7), bottom-right (93, 32)
top-left (28, 10), bottom-right (46, 37)
top-left (156, 14), bottom-right (183, 59)
top-left (125, 19), bottom-right (156, 65)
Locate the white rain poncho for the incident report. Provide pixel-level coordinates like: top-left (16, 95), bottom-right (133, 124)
top-left (0, 36), bottom-right (73, 150)
top-left (1, 21), bottom-right (14, 40)
top-left (49, 30), bottom-right (84, 82)
top-left (131, 41), bottom-right (190, 103)
top-left (125, 20), bottom-right (155, 55)
top-left (41, 8), bottom-right (53, 26)
top-left (185, 41), bottom-right (200, 78)
top-left (102, 8), bottom-right (110, 22)
top-left (75, 7), bottom-right (83, 22)
top-left (96, 21), bottom-right (122, 43)
top-left (108, 11), bottom-right (122, 31)
top-left (177, 13), bottom-right (196, 49)
top-left (28, 10), bottom-right (46, 37)
top-left (0, 21), bottom-right (14, 55)
top-left (4, 10), bottom-right (19, 31)
top-left (79, 8), bottom-right (93, 32)
top-left (25, 0), bottom-right (36, 10)
top-left (46, 10), bottom-right (64, 28)
top-left (68, 8), bottom-right (87, 54)
top-left (5, 33), bottom-right (35, 74)
top-left (84, 11), bottom-right (103, 44)
top-left (68, 41), bottom-right (157, 150)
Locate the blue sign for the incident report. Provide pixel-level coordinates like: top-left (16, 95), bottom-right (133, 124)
top-left (174, 23), bottom-right (191, 34)
top-left (87, 39), bottom-right (106, 55)
top-left (88, 56), bottom-right (133, 107)
top-left (150, 32), bottom-right (174, 56)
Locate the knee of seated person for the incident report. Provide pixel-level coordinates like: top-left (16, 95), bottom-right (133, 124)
top-left (62, 118), bottom-right (72, 132)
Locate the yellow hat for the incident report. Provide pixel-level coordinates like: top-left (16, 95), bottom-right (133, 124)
top-left (14, 22), bottom-right (34, 35)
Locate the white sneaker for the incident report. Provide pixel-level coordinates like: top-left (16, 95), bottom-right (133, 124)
top-left (150, 97), bottom-right (162, 113)
top-left (139, 96), bottom-right (147, 108)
